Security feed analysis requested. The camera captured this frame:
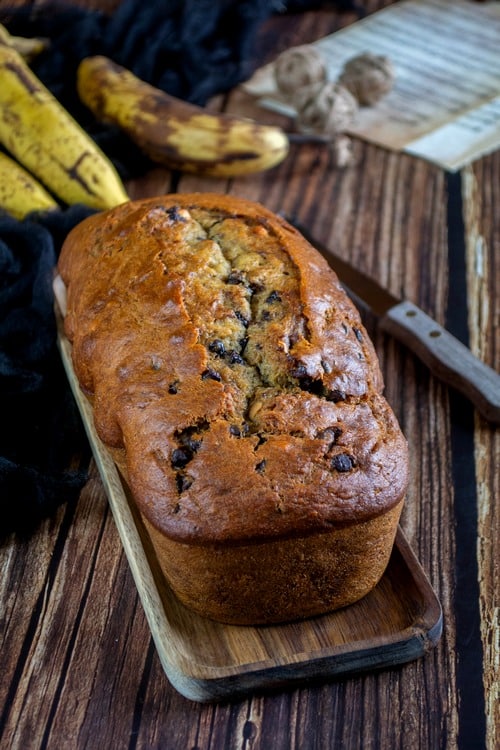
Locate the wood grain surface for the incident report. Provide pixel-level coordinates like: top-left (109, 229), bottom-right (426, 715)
top-left (1, 1), bottom-right (498, 749)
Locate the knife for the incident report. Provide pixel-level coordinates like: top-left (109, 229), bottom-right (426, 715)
top-left (286, 217), bottom-right (500, 425)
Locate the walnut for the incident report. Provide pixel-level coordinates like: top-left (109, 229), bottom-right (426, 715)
top-left (287, 81), bottom-right (324, 114)
top-left (273, 44), bottom-right (327, 97)
top-left (295, 81), bottom-right (358, 137)
top-left (338, 52), bottom-right (395, 106)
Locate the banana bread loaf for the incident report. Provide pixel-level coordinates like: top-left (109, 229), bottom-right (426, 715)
top-left (58, 193), bottom-right (409, 625)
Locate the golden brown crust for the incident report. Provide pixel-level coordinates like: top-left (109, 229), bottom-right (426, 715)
top-left (142, 500), bottom-right (403, 624)
top-left (59, 193), bottom-right (408, 550)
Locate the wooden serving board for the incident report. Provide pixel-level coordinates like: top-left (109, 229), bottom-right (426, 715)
top-left (54, 285), bottom-right (442, 703)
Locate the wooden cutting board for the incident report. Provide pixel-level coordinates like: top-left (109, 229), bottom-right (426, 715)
top-left (54, 283), bottom-right (442, 703)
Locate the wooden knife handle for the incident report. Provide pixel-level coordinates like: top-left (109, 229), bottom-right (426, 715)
top-left (380, 301), bottom-right (500, 425)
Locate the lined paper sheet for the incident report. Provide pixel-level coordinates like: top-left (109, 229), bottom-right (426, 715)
top-left (243, 0), bottom-right (500, 171)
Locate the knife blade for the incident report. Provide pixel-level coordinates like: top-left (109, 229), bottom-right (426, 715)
top-left (286, 217), bottom-right (500, 425)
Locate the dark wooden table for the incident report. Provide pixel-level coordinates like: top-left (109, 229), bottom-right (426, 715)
top-left (1, 2), bottom-right (498, 748)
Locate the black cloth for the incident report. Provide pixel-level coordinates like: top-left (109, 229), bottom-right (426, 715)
top-left (0, 207), bottom-right (94, 540)
top-left (0, 0), bottom-right (362, 538)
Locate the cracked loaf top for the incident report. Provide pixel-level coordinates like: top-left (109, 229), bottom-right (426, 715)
top-left (59, 193), bottom-right (409, 544)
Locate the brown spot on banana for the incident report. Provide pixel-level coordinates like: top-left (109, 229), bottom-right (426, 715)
top-left (5, 59), bottom-right (41, 96)
top-left (65, 150), bottom-right (103, 197)
top-left (77, 56), bottom-right (289, 178)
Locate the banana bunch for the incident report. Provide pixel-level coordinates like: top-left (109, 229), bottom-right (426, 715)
top-left (0, 43), bottom-right (129, 215)
top-left (0, 151), bottom-right (58, 219)
top-left (77, 56), bottom-right (289, 178)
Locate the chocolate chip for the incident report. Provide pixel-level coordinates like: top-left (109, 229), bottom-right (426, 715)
top-left (183, 437), bottom-right (201, 453)
top-left (331, 453), bottom-right (355, 472)
top-left (177, 425), bottom-right (206, 453)
top-left (227, 270), bottom-right (245, 285)
top-left (318, 426), bottom-right (342, 447)
top-left (327, 389), bottom-right (346, 402)
top-left (290, 361), bottom-right (324, 395)
top-left (201, 368), bottom-right (221, 382)
top-left (208, 339), bottom-right (225, 357)
top-left (165, 205), bottom-right (187, 223)
top-left (353, 327), bottom-right (363, 342)
top-left (171, 448), bottom-right (191, 469)
top-left (235, 310), bottom-right (249, 327)
top-left (228, 350), bottom-right (244, 365)
top-left (265, 290), bottom-right (281, 303)
top-left (255, 459), bottom-right (267, 473)
top-left (164, 206), bottom-right (187, 224)
top-left (299, 377), bottom-right (324, 396)
top-left (249, 281), bottom-right (264, 293)
top-left (290, 362), bottom-right (308, 379)
top-left (229, 425), bottom-right (241, 437)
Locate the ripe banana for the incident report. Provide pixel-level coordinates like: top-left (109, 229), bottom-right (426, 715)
top-left (0, 150), bottom-right (58, 219)
top-left (0, 44), bottom-right (129, 211)
top-left (77, 55), bottom-right (289, 178)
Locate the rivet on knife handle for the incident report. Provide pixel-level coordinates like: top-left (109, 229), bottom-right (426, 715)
top-left (379, 301), bottom-right (500, 424)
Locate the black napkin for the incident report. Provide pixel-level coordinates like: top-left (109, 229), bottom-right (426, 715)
top-left (0, 207), bottom-right (94, 540)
